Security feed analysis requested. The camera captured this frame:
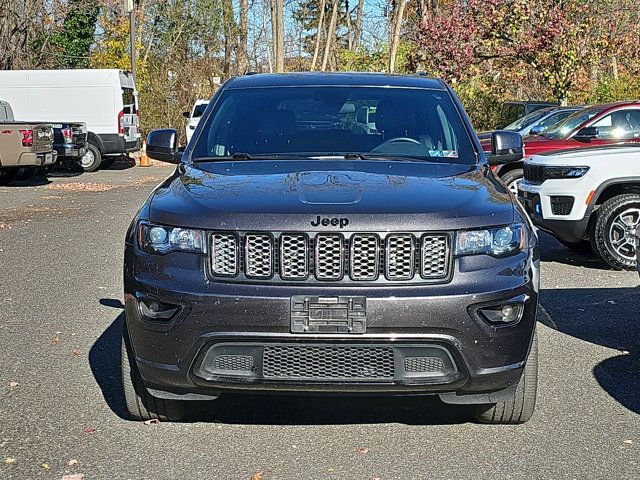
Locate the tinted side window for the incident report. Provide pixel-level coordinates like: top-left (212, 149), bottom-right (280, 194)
top-left (591, 109), bottom-right (640, 139)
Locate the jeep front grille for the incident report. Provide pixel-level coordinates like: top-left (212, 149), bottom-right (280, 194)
top-left (209, 231), bottom-right (451, 284)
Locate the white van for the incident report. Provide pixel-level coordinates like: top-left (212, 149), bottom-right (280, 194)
top-left (0, 69), bottom-right (140, 171)
top-left (183, 99), bottom-right (209, 143)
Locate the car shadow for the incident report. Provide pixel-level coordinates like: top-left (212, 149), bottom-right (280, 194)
top-left (105, 156), bottom-right (136, 170)
top-left (540, 286), bottom-right (640, 413)
top-left (538, 231), bottom-right (611, 270)
top-left (91, 299), bottom-right (472, 425)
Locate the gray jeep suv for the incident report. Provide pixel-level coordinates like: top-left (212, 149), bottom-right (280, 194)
top-left (123, 73), bottom-right (540, 424)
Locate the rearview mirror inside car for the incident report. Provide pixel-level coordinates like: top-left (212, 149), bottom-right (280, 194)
top-left (574, 126), bottom-right (598, 142)
top-left (486, 130), bottom-right (524, 166)
top-left (146, 129), bottom-right (181, 164)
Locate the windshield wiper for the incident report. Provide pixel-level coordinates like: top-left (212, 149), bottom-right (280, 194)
top-left (343, 153), bottom-right (436, 162)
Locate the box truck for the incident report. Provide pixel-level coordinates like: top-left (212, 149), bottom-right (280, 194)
top-left (0, 69), bottom-right (140, 171)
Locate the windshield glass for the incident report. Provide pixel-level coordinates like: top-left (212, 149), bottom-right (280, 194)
top-left (543, 107), bottom-right (604, 139)
top-left (504, 108), bottom-right (553, 131)
top-left (193, 103), bottom-right (208, 118)
top-left (191, 86), bottom-right (476, 164)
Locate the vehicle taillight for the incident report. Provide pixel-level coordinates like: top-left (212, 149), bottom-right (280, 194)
top-left (118, 110), bottom-right (124, 135)
top-left (19, 129), bottom-right (33, 147)
top-left (62, 127), bottom-right (73, 144)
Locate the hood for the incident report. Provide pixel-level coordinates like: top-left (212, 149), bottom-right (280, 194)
top-left (528, 145), bottom-right (640, 166)
top-left (522, 134), bottom-right (567, 156)
top-left (149, 160), bottom-right (514, 231)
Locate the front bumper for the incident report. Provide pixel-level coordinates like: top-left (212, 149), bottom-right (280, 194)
top-left (124, 242), bottom-right (539, 404)
top-left (518, 181), bottom-right (591, 243)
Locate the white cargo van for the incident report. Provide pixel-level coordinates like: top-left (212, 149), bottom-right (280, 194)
top-left (0, 69), bottom-right (140, 171)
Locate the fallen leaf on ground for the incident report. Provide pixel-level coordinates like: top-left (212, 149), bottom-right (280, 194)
top-left (72, 349), bottom-right (81, 356)
top-left (0, 222), bottom-right (11, 230)
top-left (623, 439), bottom-right (633, 444)
top-left (8, 382), bottom-right (18, 389)
top-left (46, 182), bottom-right (116, 192)
top-left (250, 472), bottom-right (264, 480)
top-left (4, 457), bottom-right (15, 464)
top-left (68, 459), bottom-right (79, 466)
top-left (61, 474), bottom-right (85, 480)
top-left (51, 335), bottom-right (62, 345)
top-left (41, 463), bottom-right (50, 469)
top-left (356, 447), bottom-right (369, 454)
top-left (143, 419), bottom-right (160, 426)
top-left (83, 428), bottom-right (96, 434)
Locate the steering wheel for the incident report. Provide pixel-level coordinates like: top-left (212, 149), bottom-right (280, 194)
top-left (376, 137), bottom-right (421, 147)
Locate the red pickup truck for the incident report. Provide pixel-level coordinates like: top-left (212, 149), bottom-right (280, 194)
top-left (490, 101), bottom-right (640, 192)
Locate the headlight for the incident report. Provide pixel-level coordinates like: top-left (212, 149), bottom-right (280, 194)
top-left (455, 224), bottom-right (526, 257)
top-left (543, 166), bottom-right (589, 179)
top-left (138, 222), bottom-right (205, 254)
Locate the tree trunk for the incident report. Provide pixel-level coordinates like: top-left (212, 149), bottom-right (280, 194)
top-left (388, 0), bottom-right (407, 73)
top-left (271, 0), bottom-right (285, 72)
top-left (321, 0), bottom-right (339, 71)
top-left (311, 0), bottom-right (327, 70)
top-left (353, 0), bottom-right (365, 50)
top-left (263, 0), bottom-right (273, 72)
top-left (238, 0), bottom-right (249, 74)
top-left (222, 0), bottom-right (236, 77)
top-left (345, 0), bottom-right (353, 51)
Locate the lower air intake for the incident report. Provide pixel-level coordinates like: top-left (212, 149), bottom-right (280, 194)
top-left (262, 345), bottom-right (395, 381)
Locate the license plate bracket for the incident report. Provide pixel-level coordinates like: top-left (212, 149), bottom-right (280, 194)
top-left (290, 296), bottom-right (366, 333)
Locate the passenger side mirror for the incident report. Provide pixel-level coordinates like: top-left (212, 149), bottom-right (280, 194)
top-left (146, 129), bottom-right (181, 164)
top-left (574, 126), bottom-right (598, 142)
top-left (486, 131), bottom-right (524, 166)
top-left (182, 111), bottom-right (190, 118)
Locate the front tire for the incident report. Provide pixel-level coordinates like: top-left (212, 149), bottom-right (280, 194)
top-left (590, 194), bottom-right (640, 270)
top-left (501, 168), bottom-right (524, 196)
top-left (121, 325), bottom-right (186, 421)
top-left (475, 330), bottom-right (538, 424)
top-left (78, 142), bottom-right (102, 172)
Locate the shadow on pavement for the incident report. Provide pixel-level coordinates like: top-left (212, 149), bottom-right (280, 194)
top-left (538, 231), bottom-right (611, 270)
top-left (540, 286), bottom-right (640, 413)
top-left (90, 299), bottom-right (471, 425)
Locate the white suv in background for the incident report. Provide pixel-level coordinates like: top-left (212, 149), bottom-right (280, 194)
top-left (518, 144), bottom-right (640, 269)
top-left (183, 99), bottom-right (209, 143)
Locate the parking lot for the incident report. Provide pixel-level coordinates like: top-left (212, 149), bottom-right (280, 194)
top-left (0, 163), bottom-right (638, 480)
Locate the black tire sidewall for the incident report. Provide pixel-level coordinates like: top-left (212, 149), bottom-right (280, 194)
top-left (78, 143), bottom-right (102, 172)
top-left (592, 194), bottom-right (640, 270)
top-left (500, 168), bottom-right (524, 193)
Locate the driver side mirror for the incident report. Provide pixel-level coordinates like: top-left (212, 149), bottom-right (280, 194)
top-left (486, 131), bottom-right (524, 166)
top-left (529, 125), bottom-right (545, 136)
top-left (574, 126), bottom-right (598, 142)
top-left (146, 129), bottom-right (181, 164)
top-left (182, 111), bottom-right (190, 118)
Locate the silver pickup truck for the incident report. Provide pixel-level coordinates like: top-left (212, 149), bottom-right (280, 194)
top-left (0, 99), bottom-right (55, 184)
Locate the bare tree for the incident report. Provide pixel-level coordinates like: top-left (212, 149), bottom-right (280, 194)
top-left (270, 0), bottom-right (285, 71)
top-left (238, 0), bottom-right (249, 73)
top-left (321, 0), bottom-right (339, 71)
top-left (353, 0), bottom-right (365, 50)
top-left (388, 0), bottom-right (407, 73)
top-left (310, 0), bottom-right (327, 70)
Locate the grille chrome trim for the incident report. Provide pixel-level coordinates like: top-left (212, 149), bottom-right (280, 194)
top-left (210, 233), bottom-right (238, 277)
top-left (208, 231), bottom-right (452, 284)
top-left (385, 234), bottom-right (416, 280)
top-left (350, 234), bottom-right (380, 281)
top-left (244, 233), bottom-right (273, 278)
top-left (280, 233), bottom-right (309, 280)
top-left (314, 234), bottom-right (344, 280)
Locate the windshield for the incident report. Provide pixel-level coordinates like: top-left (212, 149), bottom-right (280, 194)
top-left (193, 103), bottom-right (208, 118)
top-left (191, 86), bottom-right (476, 164)
top-left (543, 107), bottom-right (604, 139)
top-left (504, 108), bottom-right (553, 131)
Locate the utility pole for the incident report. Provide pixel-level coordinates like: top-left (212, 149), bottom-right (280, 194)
top-left (124, 0), bottom-right (137, 84)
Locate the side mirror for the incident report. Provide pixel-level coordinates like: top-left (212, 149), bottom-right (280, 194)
top-left (487, 130), bottom-right (524, 166)
top-left (146, 129), bottom-right (181, 164)
top-left (574, 126), bottom-right (598, 142)
top-left (529, 125), bottom-right (545, 136)
top-left (182, 111), bottom-right (190, 118)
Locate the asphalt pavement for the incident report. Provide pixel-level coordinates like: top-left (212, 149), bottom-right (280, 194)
top-left (0, 163), bottom-right (638, 480)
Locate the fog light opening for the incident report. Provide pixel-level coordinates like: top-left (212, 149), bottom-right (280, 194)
top-left (139, 299), bottom-right (179, 321)
top-left (479, 303), bottom-right (524, 325)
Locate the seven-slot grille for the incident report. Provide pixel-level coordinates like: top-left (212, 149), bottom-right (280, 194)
top-left (209, 232), bottom-right (451, 283)
top-left (523, 163), bottom-right (545, 184)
